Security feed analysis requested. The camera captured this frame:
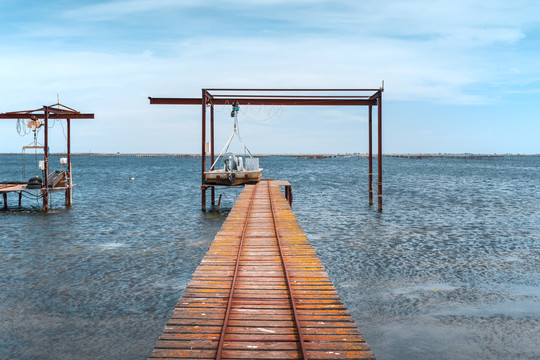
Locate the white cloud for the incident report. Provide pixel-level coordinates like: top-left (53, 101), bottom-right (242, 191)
top-left (2, 0), bottom-right (540, 153)
top-left (63, 0), bottom-right (189, 20)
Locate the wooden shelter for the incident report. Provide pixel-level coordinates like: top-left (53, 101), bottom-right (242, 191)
top-left (0, 103), bottom-right (94, 211)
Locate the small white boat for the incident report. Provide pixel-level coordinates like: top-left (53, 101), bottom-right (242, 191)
top-left (205, 102), bottom-right (263, 186)
top-left (205, 153), bottom-right (262, 186)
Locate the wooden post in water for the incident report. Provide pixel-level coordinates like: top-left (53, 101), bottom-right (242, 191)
top-left (287, 185), bottom-right (293, 208)
top-left (217, 193), bottom-right (222, 212)
top-left (3, 193), bottom-right (7, 209)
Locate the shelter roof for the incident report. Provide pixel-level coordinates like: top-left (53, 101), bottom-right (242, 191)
top-left (0, 103), bottom-right (94, 119)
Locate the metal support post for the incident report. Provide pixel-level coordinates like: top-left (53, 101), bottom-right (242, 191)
top-left (65, 118), bottom-right (72, 206)
top-left (368, 105), bottom-right (373, 205)
top-left (201, 90), bottom-right (207, 211)
top-left (210, 103), bottom-right (215, 206)
top-left (42, 107), bottom-right (49, 211)
top-left (377, 93), bottom-right (383, 211)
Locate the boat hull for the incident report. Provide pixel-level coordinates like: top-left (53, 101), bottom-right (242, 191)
top-left (204, 169), bottom-right (263, 186)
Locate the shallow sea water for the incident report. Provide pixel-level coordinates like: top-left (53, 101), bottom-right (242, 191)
top-left (1, 155), bottom-right (539, 359)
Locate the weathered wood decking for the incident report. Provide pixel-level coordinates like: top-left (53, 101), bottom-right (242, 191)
top-left (149, 180), bottom-right (375, 359)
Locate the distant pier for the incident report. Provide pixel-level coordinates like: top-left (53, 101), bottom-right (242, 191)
top-left (386, 154), bottom-right (506, 159)
top-left (149, 180), bottom-right (375, 360)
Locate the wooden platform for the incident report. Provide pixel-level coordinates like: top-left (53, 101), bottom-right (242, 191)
top-left (149, 180), bottom-right (375, 359)
top-left (0, 171), bottom-right (70, 194)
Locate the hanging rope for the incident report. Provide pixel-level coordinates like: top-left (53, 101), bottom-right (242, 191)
top-left (239, 103), bottom-right (283, 123)
top-left (211, 102), bottom-right (255, 170)
top-left (59, 119), bottom-right (67, 140)
top-left (16, 119), bottom-right (31, 136)
top-left (19, 119), bottom-right (44, 179)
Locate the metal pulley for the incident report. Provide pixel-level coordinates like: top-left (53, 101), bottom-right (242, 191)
top-left (230, 101), bottom-right (239, 117)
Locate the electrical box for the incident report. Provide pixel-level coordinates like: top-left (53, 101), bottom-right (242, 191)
top-left (38, 161), bottom-right (45, 170)
top-left (60, 157), bottom-right (68, 164)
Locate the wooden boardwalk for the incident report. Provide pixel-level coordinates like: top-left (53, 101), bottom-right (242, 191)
top-left (149, 180), bottom-right (375, 359)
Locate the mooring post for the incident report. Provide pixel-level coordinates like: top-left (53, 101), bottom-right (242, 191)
top-left (65, 118), bottom-right (72, 206)
top-left (42, 107), bottom-right (49, 212)
top-left (287, 185), bottom-right (293, 208)
top-left (3, 193), bottom-right (7, 210)
top-left (377, 92), bottom-right (383, 211)
top-left (18, 192), bottom-right (22, 206)
top-left (217, 193), bottom-right (222, 212)
top-left (210, 103), bottom-right (215, 207)
top-left (368, 104), bottom-right (373, 205)
top-left (201, 90), bottom-right (207, 211)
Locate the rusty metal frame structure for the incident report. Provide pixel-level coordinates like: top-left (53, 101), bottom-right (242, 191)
top-left (0, 104), bottom-right (94, 211)
top-left (149, 88), bottom-right (383, 211)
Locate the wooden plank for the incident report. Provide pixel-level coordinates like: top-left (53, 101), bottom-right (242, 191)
top-left (148, 180), bottom-right (375, 359)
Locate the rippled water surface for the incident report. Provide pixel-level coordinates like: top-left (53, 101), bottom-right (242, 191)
top-left (1, 155), bottom-right (539, 359)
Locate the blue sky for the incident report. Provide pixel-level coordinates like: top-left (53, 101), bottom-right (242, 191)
top-left (1, 0), bottom-right (539, 154)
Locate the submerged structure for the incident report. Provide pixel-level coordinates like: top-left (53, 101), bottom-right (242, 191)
top-left (149, 88), bottom-right (384, 211)
top-left (0, 103), bottom-right (94, 211)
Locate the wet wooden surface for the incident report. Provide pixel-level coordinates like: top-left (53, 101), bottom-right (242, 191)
top-left (0, 184), bottom-right (27, 192)
top-left (149, 180), bottom-right (375, 359)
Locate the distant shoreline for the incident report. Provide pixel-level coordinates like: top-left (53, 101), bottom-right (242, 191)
top-left (1, 153), bottom-right (538, 157)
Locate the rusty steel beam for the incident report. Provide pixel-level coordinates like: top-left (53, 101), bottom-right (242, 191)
top-left (0, 113), bottom-right (94, 119)
top-left (377, 94), bottom-right (383, 211)
top-left (66, 118), bottom-right (72, 206)
top-left (201, 90), bottom-right (207, 211)
top-left (211, 94), bottom-right (373, 99)
top-left (148, 97), bottom-right (201, 105)
top-left (149, 97), bottom-right (376, 106)
top-left (240, 98), bottom-right (377, 105)
top-left (368, 105), bottom-right (373, 206)
top-left (42, 108), bottom-right (49, 212)
top-left (205, 88), bottom-right (381, 91)
top-left (210, 103), bottom-right (215, 207)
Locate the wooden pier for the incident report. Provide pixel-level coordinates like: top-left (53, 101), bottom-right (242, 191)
top-left (149, 180), bottom-right (375, 359)
top-left (0, 103), bottom-right (93, 211)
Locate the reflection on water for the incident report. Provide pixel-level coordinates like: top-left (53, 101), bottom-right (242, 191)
top-left (1, 155), bottom-right (539, 359)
